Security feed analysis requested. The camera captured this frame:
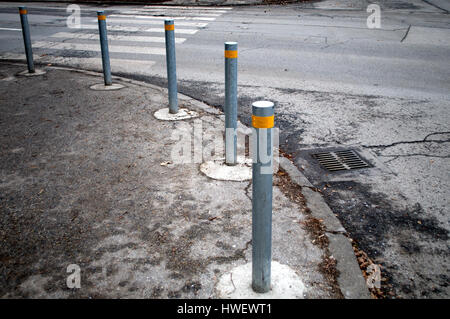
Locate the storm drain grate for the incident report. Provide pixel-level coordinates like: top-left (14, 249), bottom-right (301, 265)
top-left (312, 150), bottom-right (371, 172)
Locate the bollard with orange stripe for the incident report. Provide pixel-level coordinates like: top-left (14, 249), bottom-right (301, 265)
top-left (164, 19), bottom-right (178, 114)
top-left (97, 11), bottom-right (112, 86)
top-left (18, 6), bottom-right (35, 73)
top-left (251, 100), bottom-right (275, 293)
top-left (225, 42), bottom-right (238, 165)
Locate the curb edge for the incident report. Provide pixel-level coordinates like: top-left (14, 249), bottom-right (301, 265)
top-left (279, 157), bottom-right (371, 299)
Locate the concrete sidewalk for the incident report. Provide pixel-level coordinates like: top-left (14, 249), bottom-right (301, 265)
top-left (0, 62), bottom-right (368, 298)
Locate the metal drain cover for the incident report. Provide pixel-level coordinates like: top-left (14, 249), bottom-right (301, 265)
top-left (312, 150), bottom-right (371, 172)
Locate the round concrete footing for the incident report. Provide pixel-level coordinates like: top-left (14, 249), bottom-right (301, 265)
top-left (216, 261), bottom-right (305, 299)
top-left (200, 158), bottom-right (251, 181)
top-left (154, 107), bottom-right (198, 121)
top-left (17, 69), bottom-right (46, 77)
top-left (89, 83), bottom-right (125, 91)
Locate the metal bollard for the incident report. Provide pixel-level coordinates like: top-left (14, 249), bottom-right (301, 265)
top-left (164, 19), bottom-right (178, 114)
top-left (224, 42), bottom-right (238, 165)
top-left (18, 6), bottom-right (35, 73)
top-left (251, 100), bottom-right (275, 293)
top-left (97, 11), bottom-right (112, 86)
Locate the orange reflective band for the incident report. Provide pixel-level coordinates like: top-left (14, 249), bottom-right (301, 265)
top-left (225, 50), bottom-right (238, 59)
top-left (98, 15), bottom-right (106, 20)
top-left (165, 24), bottom-right (174, 31)
top-left (252, 115), bottom-right (274, 129)
top-left (19, 9), bottom-right (27, 14)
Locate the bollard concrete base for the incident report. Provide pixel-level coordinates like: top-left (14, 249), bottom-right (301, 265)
top-left (17, 69), bottom-right (46, 77)
top-left (89, 83), bottom-right (125, 91)
top-left (154, 107), bottom-right (198, 121)
top-left (200, 157), bottom-right (251, 181)
top-left (216, 261), bottom-right (306, 299)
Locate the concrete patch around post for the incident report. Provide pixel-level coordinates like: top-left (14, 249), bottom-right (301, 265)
top-left (0, 75), bottom-right (16, 82)
top-left (17, 69), bottom-right (46, 77)
top-left (200, 157), bottom-right (252, 181)
top-left (216, 261), bottom-right (306, 299)
top-left (154, 107), bottom-right (199, 121)
top-left (89, 83), bottom-right (125, 91)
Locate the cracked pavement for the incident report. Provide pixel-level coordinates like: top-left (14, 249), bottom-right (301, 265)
top-left (153, 1), bottom-right (449, 298)
top-left (0, 0), bottom-right (448, 298)
top-left (277, 89), bottom-right (449, 299)
top-left (0, 63), bottom-right (340, 298)
top-left (182, 80), bottom-right (450, 298)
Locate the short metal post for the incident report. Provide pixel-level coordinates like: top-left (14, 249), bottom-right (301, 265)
top-left (251, 101), bottom-right (275, 293)
top-left (164, 19), bottom-right (178, 114)
top-left (97, 11), bottom-right (112, 86)
top-left (18, 6), bottom-right (34, 73)
top-left (225, 42), bottom-right (238, 165)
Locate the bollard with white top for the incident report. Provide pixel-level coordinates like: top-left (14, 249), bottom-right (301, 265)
top-left (251, 100), bottom-right (275, 293)
top-left (18, 6), bottom-right (34, 74)
top-left (164, 19), bottom-right (178, 114)
top-left (224, 42), bottom-right (238, 165)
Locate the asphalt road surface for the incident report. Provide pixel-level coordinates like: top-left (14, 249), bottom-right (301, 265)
top-left (0, 0), bottom-right (449, 298)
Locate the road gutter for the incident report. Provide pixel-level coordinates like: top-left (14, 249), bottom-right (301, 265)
top-left (279, 157), bottom-right (371, 299)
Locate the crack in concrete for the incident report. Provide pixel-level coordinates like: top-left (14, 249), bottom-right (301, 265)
top-left (421, 0), bottom-right (450, 13)
top-left (423, 132), bottom-right (450, 140)
top-left (363, 132), bottom-right (450, 150)
top-left (380, 153), bottom-right (450, 161)
top-left (244, 181), bottom-right (252, 202)
top-left (401, 25), bottom-right (412, 42)
top-left (239, 44), bottom-right (270, 53)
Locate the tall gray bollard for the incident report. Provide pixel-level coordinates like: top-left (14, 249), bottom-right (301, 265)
top-left (251, 101), bottom-right (275, 293)
top-left (97, 11), bottom-right (112, 86)
top-left (164, 19), bottom-right (178, 114)
top-left (18, 6), bottom-right (35, 73)
top-left (225, 42), bottom-right (238, 165)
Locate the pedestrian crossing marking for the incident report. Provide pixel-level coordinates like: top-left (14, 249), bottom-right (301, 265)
top-left (102, 17), bottom-right (208, 28)
top-left (109, 15), bottom-right (216, 21)
top-left (81, 24), bottom-right (199, 34)
top-left (0, 53), bottom-right (155, 70)
top-left (142, 5), bottom-right (232, 10)
top-left (0, 27), bottom-right (21, 31)
top-left (50, 32), bottom-right (187, 44)
top-left (1, 5), bottom-right (232, 71)
top-left (120, 11), bottom-right (223, 17)
top-left (33, 41), bottom-right (166, 55)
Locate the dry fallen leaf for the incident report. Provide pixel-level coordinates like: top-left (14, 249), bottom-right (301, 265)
top-left (160, 161), bottom-right (172, 166)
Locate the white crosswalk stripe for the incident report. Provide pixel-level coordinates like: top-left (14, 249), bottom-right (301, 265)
top-left (81, 24), bottom-right (199, 34)
top-left (0, 53), bottom-right (155, 70)
top-left (4, 5), bottom-right (231, 70)
top-left (0, 27), bottom-right (21, 31)
top-left (111, 15), bottom-right (216, 21)
top-left (143, 5), bottom-right (232, 10)
top-left (33, 41), bottom-right (166, 55)
top-left (50, 32), bottom-right (187, 44)
top-left (120, 11), bottom-right (223, 17)
top-left (102, 17), bottom-right (208, 28)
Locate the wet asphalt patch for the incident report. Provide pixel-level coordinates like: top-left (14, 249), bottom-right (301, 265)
top-left (318, 180), bottom-right (449, 298)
